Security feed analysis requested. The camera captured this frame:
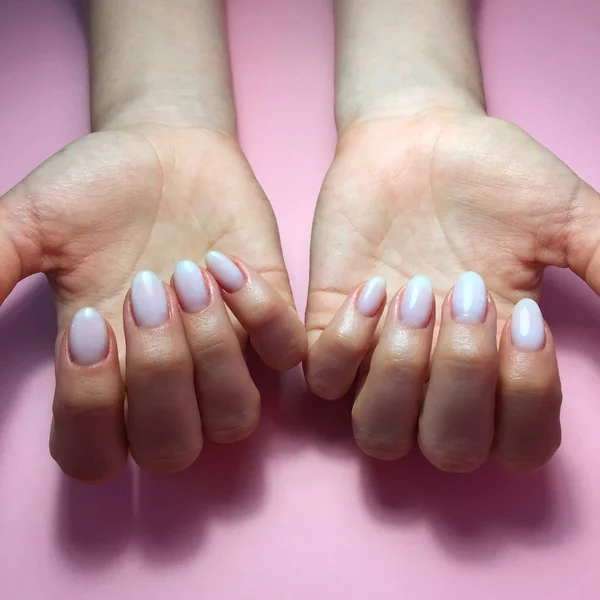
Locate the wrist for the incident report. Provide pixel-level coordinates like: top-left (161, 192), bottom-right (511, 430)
top-left (90, 0), bottom-right (235, 134)
top-left (335, 71), bottom-right (485, 134)
top-left (92, 83), bottom-right (236, 133)
top-left (334, 0), bottom-right (485, 134)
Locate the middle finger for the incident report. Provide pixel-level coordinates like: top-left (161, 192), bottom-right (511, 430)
top-left (419, 272), bottom-right (499, 472)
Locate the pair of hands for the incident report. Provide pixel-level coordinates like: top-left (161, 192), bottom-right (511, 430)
top-left (2, 109), bottom-right (597, 482)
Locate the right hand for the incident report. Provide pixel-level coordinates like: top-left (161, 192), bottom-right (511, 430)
top-left (1, 123), bottom-right (306, 482)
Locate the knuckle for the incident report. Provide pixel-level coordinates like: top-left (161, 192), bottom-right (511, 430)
top-left (50, 439), bottom-right (127, 484)
top-left (190, 334), bottom-right (237, 363)
top-left (494, 430), bottom-right (561, 473)
top-left (330, 330), bottom-right (364, 361)
top-left (503, 376), bottom-right (562, 406)
top-left (439, 343), bottom-right (496, 376)
top-left (376, 349), bottom-right (428, 381)
top-left (244, 298), bottom-right (280, 330)
top-left (132, 443), bottom-right (202, 475)
top-left (132, 347), bottom-right (191, 380)
top-left (53, 385), bottom-right (120, 422)
top-left (420, 438), bottom-right (488, 473)
top-left (205, 392), bottom-right (261, 443)
top-left (495, 445), bottom-right (559, 472)
top-left (54, 455), bottom-right (126, 484)
top-left (354, 429), bottom-right (413, 460)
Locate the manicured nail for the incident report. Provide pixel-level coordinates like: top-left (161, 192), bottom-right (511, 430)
top-left (131, 270), bottom-right (169, 328)
top-left (205, 251), bottom-right (245, 293)
top-left (452, 271), bottom-right (487, 324)
top-left (356, 276), bottom-right (386, 317)
top-left (511, 298), bottom-right (545, 351)
top-left (69, 307), bottom-right (108, 366)
top-left (400, 275), bottom-right (433, 328)
top-left (174, 260), bottom-right (210, 313)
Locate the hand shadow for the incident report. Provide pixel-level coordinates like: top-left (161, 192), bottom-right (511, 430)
top-left (361, 450), bottom-right (575, 560)
top-left (135, 348), bottom-right (272, 565)
top-left (136, 431), bottom-right (267, 565)
top-left (56, 406), bottom-right (268, 568)
top-left (0, 277), bottom-right (55, 434)
top-left (541, 267), bottom-right (600, 360)
top-left (55, 464), bottom-right (135, 570)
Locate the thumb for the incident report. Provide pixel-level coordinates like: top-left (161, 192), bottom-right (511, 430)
top-left (563, 179), bottom-right (600, 294)
top-left (0, 181), bottom-right (45, 303)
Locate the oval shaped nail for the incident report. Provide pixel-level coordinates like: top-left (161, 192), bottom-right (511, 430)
top-left (452, 272), bottom-right (487, 324)
top-left (174, 260), bottom-right (210, 313)
top-left (511, 298), bottom-right (545, 351)
top-left (356, 276), bottom-right (386, 318)
top-left (131, 270), bottom-right (169, 329)
top-left (400, 275), bottom-right (433, 329)
top-left (205, 251), bottom-right (245, 293)
top-left (70, 307), bottom-right (108, 366)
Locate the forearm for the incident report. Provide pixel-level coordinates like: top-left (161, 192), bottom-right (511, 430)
top-left (90, 0), bottom-right (235, 133)
top-left (335, 0), bottom-right (485, 132)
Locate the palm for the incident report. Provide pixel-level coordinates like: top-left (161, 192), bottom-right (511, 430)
top-left (10, 124), bottom-right (288, 352)
top-left (308, 112), bottom-right (586, 339)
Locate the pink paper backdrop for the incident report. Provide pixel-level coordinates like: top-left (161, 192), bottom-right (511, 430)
top-left (1, 0), bottom-right (600, 598)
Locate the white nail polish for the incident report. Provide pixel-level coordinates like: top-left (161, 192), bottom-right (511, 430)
top-left (400, 275), bottom-right (433, 329)
top-left (356, 276), bottom-right (386, 317)
top-left (131, 271), bottom-right (169, 329)
top-left (452, 272), bottom-right (487, 324)
top-left (512, 298), bottom-right (545, 351)
top-left (205, 251), bottom-right (245, 293)
top-left (70, 307), bottom-right (108, 366)
top-left (174, 260), bottom-right (210, 313)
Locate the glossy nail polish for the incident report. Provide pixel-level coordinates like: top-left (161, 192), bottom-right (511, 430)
top-left (452, 271), bottom-right (487, 324)
top-left (356, 276), bottom-right (386, 317)
top-left (70, 307), bottom-right (108, 366)
top-left (400, 275), bottom-right (433, 328)
top-left (131, 270), bottom-right (169, 328)
top-left (205, 251), bottom-right (245, 293)
top-left (511, 298), bottom-right (545, 351)
top-left (174, 260), bottom-right (210, 313)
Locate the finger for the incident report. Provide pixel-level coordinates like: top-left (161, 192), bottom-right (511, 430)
top-left (173, 260), bottom-right (260, 443)
top-left (0, 185), bottom-right (45, 302)
top-left (492, 299), bottom-right (562, 471)
top-left (125, 271), bottom-right (202, 474)
top-left (304, 276), bottom-right (386, 400)
top-left (204, 251), bottom-right (306, 370)
top-left (419, 272), bottom-right (498, 472)
top-left (50, 308), bottom-right (127, 483)
top-left (563, 180), bottom-right (600, 294)
top-left (353, 276), bottom-right (435, 459)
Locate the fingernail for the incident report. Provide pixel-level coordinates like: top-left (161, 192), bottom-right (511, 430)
top-left (356, 276), bottom-right (386, 317)
top-left (131, 270), bottom-right (169, 328)
top-left (205, 251), bottom-right (245, 293)
top-left (174, 260), bottom-right (210, 313)
top-left (69, 307), bottom-right (108, 366)
top-left (452, 272), bottom-right (487, 324)
top-left (511, 298), bottom-right (545, 351)
top-left (400, 275), bottom-right (433, 328)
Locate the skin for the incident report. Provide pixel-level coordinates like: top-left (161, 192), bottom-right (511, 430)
top-left (0, 0), bottom-right (588, 480)
top-left (0, 0), bottom-right (306, 482)
top-left (306, 0), bottom-right (592, 471)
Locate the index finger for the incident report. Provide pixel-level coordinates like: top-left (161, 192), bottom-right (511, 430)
top-left (205, 251), bottom-right (307, 370)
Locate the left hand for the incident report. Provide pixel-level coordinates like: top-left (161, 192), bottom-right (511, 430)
top-left (306, 108), bottom-right (600, 472)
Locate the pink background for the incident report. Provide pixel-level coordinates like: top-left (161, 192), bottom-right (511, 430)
top-left (1, 0), bottom-right (600, 597)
